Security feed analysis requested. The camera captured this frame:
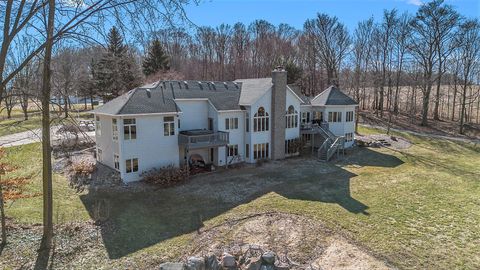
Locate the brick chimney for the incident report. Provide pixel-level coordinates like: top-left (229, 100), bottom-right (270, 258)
top-left (271, 66), bottom-right (287, 160)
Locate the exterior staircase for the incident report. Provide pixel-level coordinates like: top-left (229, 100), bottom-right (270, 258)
top-left (315, 124), bottom-right (344, 161)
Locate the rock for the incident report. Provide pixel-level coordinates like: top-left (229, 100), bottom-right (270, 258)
top-left (261, 251), bottom-right (276, 265)
top-left (159, 262), bottom-right (185, 270)
top-left (245, 256), bottom-right (262, 270)
top-left (185, 256), bottom-right (205, 270)
top-left (221, 252), bottom-right (237, 268)
top-left (260, 265), bottom-right (274, 270)
top-left (205, 254), bottom-right (220, 270)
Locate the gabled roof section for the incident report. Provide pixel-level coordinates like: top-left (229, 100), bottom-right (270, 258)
top-left (310, 85), bottom-right (358, 106)
top-left (235, 78), bottom-right (272, 106)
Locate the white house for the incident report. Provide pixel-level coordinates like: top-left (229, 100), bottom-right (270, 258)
top-left (93, 68), bottom-right (358, 182)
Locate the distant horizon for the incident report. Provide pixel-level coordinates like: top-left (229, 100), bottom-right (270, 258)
top-left (183, 0), bottom-right (479, 31)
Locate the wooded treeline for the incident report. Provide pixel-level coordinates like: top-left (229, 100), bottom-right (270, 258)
top-left (3, 0), bottom-right (479, 131)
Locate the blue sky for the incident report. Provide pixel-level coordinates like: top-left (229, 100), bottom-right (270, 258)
top-left (184, 0), bottom-right (480, 31)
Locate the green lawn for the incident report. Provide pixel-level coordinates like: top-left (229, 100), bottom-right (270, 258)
top-left (0, 112), bottom-right (93, 137)
top-left (1, 127), bottom-right (480, 269)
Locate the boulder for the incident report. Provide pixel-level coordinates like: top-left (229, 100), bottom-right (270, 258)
top-left (221, 252), bottom-right (237, 268)
top-left (185, 256), bottom-right (205, 270)
top-left (205, 254), bottom-right (221, 270)
top-left (261, 251), bottom-right (276, 265)
top-left (159, 262), bottom-right (185, 270)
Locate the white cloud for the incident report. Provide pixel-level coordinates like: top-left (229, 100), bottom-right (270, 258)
top-left (407, 0), bottom-right (424, 6)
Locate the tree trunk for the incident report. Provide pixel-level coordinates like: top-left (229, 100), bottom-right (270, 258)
top-left (451, 80), bottom-right (457, 121)
top-left (459, 84), bottom-right (467, 134)
top-left (0, 177), bottom-right (6, 245)
top-left (90, 95), bottom-right (94, 110)
top-left (40, 0), bottom-right (55, 250)
top-left (421, 87), bottom-right (431, 126)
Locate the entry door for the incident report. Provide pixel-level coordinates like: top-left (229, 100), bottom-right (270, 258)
top-left (208, 118), bottom-right (213, 130)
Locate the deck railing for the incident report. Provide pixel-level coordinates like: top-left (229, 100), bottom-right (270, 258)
top-left (178, 131), bottom-right (229, 149)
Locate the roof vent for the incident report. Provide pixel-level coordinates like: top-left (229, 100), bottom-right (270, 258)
top-left (233, 82), bottom-right (239, 89)
top-left (184, 81), bottom-right (189, 89)
top-left (211, 82), bottom-right (216, 91)
top-left (146, 89), bottom-right (151, 98)
top-left (178, 81), bottom-right (182, 89)
top-left (223, 82), bottom-right (228, 89)
top-left (198, 81), bottom-right (203, 90)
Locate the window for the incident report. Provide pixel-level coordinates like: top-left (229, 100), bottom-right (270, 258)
top-left (285, 139), bottom-right (299, 155)
top-left (164, 116), bottom-right (175, 136)
top-left (253, 143), bottom-right (269, 159)
top-left (225, 117), bottom-right (239, 130)
top-left (178, 119), bottom-right (181, 129)
top-left (246, 113), bottom-right (250, 132)
top-left (313, 111), bottom-right (323, 122)
top-left (345, 132), bottom-right (354, 142)
top-left (95, 116), bottom-right (101, 136)
top-left (97, 148), bottom-right (102, 162)
top-left (346, 111), bottom-right (354, 122)
top-left (253, 107), bottom-right (269, 132)
top-left (125, 158), bottom-right (138, 173)
top-left (246, 144), bottom-right (250, 158)
top-left (328, 112), bottom-right (342, 122)
top-left (227, 144), bottom-right (239, 157)
top-left (285, 105), bottom-right (298, 128)
top-left (301, 112), bottom-right (311, 124)
top-left (123, 118), bottom-right (136, 140)
top-left (112, 119), bottom-right (118, 141)
top-left (114, 154), bottom-right (119, 170)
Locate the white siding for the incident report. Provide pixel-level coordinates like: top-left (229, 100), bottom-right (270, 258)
top-left (119, 114), bottom-right (180, 182)
top-left (95, 114), bottom-right (117, 169)
top-left (217, 110), bottom-right (245, 165)
top-left (324, 105), bottom-right (356, 148)
top-left (285, 88), bottom-right (301, 141)
top-left (176, 100), bottom-right (209, 130)
top-left (248, 89), bottom-right (272, 162)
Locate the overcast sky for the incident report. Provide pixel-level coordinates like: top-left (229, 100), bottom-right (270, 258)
top-left (183, 0), bottom-right (480, 31)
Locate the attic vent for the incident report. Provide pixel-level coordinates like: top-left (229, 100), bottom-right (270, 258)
top-left (184, 81), bottom-right (189, 89)
top-left (198, 81), bottom-right (203, 90)
top-left (223, 82), bottom-right (228, 89)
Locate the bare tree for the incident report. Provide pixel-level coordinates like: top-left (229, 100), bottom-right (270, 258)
top-left (456, 20), bottom-right (480, 134)
top-left (305, 13), bottom-right (351, 86)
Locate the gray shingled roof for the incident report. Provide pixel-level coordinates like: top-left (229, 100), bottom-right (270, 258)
top-left (93, 80), bottom-right (242, 115)
top-left (236, 78), bottom-right (272, 105)
top-left (309, 86), bottom-right (358, 106)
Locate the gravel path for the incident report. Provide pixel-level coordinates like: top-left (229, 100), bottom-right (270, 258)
top-left (0, 126), bottom-right (95, 147)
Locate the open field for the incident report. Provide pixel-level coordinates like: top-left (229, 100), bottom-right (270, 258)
top-left (1, 127), bottom-right (479, 269)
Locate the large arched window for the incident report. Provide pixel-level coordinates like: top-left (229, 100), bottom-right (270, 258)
top-left (253, 107), bottom-right (269, 132)
top-left (286, 105), bottom-right (298, 128)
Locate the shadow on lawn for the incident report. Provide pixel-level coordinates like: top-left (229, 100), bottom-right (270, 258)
top-left (80, 147), bottom-right (403, 259)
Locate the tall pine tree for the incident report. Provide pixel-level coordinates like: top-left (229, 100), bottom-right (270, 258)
top-left (95, 27), bottom-right (142, 101)
top-left (142, 38), bottom-right (169, 76)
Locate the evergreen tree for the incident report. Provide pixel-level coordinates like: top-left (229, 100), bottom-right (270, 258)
top-left (94, 27), bottom-right (142, 101)
top-left (142, 39), bottom-right (169, 76)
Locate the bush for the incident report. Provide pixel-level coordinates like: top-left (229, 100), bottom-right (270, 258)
top-left (69, 158), bottom-right (96, 192)
top-left (141, 164), bottom-right (189, 187)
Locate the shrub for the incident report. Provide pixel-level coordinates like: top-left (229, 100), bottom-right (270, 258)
top-left (141, 164), bottom-right (189, 187)
top-left (69, 158), bottom-right (96, 192)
